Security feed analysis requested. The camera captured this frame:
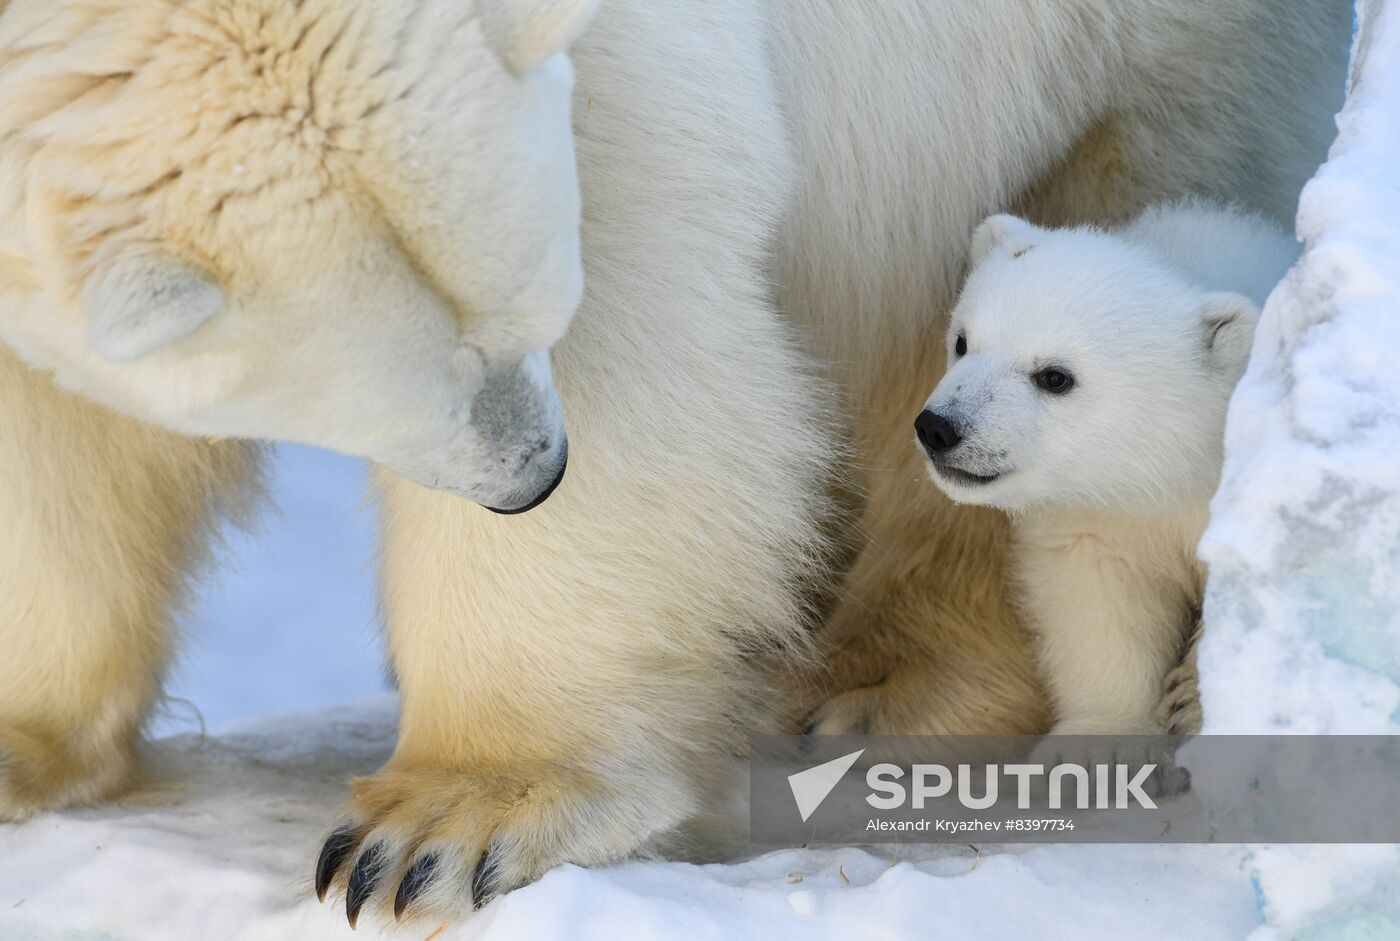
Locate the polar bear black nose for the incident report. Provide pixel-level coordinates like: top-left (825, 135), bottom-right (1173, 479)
top-left (916, 410), bottom-right (961, 455)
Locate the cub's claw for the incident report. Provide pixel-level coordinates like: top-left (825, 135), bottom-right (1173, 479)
top-left (315, 828), bottom-right (359, 902)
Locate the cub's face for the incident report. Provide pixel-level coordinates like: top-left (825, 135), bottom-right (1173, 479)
top-left (0, 0), bottom-right (601, 513)
top-left (918, 216), bottom-right (1259, 513)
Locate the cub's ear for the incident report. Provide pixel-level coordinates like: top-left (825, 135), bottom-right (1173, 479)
top-left (478, 0), bottom-right (601, 75)
top-left (969, 214), bottom-right (1039, 265)
top-left (1200, 291), bottom-right (1260, 372)
top-left (82, 244), bottom-right (225, 363)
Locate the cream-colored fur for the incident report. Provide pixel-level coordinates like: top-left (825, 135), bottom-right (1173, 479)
top-left (0, 0), bottom-right (1348, 928)
top-left (1018, 508), bottom-right (1210, 735)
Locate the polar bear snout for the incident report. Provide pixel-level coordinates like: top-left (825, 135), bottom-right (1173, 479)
top-left (915, 405), bottom-right (1009, 497)
top-left (373, 349), bottom-right (571, 513)
top-left (469, 350), bottom-right (570, 513)
top-left (419, 426), bottom-right (569, 515)
top-left (485, 442), bottom-right (569, 515)
top-left (917, 356), bottom-right (1031, 504)
top-left (915, 409), bottom-right (962, 455)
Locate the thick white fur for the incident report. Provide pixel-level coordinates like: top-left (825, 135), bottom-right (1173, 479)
top-left (0, 0), bottom-right (583, 508)
top-left (924, 203), bottom-right (1300, 733)
top-left (0, 0), bottom-right (1348, 927)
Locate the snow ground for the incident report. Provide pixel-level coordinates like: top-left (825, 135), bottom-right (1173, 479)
top-left (3, 3), bottom-right (1398, 939)
top-left (0, 698), bottom-right (1264, 941)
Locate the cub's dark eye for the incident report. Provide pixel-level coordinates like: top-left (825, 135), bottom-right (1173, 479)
top-left (1034, 369), bottom-right (1074, 394)
top-left (954, 335), bottom-right (967, 357)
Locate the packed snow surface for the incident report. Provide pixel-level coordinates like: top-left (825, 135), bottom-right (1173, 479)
top-left (0, 698), bottom-right (1265, 941)
top-left (1194, 1), bottom-right (1400, 937)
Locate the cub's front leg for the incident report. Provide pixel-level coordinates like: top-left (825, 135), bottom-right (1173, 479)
top-left (1015, 523), bottom-right (1190, 737)
top-left (1016, 522), bottom-right (1199, 797)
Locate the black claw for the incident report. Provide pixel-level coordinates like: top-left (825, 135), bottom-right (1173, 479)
top-left (345, 842), bottom-right (387, 929)
top-left (393, 852), bottom-right (440, 920)
top-left (315, 828), bottom-right (358, 902)
top-left (470, 845), bottom-right (501, 910)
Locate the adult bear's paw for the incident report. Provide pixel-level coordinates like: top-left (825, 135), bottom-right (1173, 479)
top-left (313, 763), bottom-right (655, 927)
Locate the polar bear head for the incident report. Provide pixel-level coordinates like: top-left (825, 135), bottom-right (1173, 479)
top-left (0, 0), bottom-right (601, 512)
top-left (917, 214), bottom-right (1260, 513)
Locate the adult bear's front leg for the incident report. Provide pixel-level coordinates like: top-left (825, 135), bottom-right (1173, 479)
top-left (0, 349), bottom-right (261, 819)
top-left (319, 404), bottom-right (831, 926)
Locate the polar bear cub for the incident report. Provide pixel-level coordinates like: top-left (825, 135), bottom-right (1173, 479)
top-left (917, 202), bottom-right (1298, 736)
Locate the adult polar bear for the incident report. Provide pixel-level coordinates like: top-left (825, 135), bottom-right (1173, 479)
top-left (0, 0), bottom-right (1345, 925)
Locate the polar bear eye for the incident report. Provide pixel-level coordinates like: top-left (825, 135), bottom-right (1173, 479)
top-left (954, 335), bottom-right (967, 357)
top-left (1034, 369), bottom-right (1075, 394)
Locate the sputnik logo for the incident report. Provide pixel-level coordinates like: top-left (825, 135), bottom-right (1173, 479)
top-left (787, 749), bottom-right (865, 822)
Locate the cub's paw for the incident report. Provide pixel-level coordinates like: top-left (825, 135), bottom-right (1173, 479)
top-left (801, 618), bottom-right (1049, 739)
top-left (1157, 667), bottom-right (1203, 738)
top-left (314, 764), bottom-right (676, 927)
top-left (1157, 623), bottom-right (1204, 737)
top-left (804, 684), bottom-right (885, 737)
top-left (804, 673), bottom-right (1047, 739)
top-left (1028, 724), bottom-right (1189, 801)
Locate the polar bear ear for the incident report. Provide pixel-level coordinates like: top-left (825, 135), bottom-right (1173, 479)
top-left (1200, 292), bottom-right (1260, 372)
top-left (82, 243), bottom-right (225, 363)
top-left (970, 214), bottom-right (1039, 265)
top-left (478, 0), bottom-right (602, 75)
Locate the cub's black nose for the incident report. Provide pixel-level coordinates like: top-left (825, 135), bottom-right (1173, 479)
top-left (915, 410), bottom-right (961, 455)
